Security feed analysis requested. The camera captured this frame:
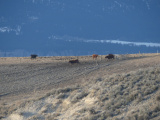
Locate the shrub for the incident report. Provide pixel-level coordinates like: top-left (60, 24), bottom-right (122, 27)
top-left (71, 92), bottom-right (88, 103)
top-left (153, 104), bottom-right (160, 112)
top-left (144, 86), bottom-right (158, 96)
top-left (126, 91), bottom-right (139, 102)
top-left (156, 95), bottom-right (160, 101)
top-left (88, 108), bottom-right (97, 115)
top-left (137, 114), bottom-right (149, 120)
top-left (127, 113), bottom-right (149, 120)
top-left (78, 108), bottom-right (87, 114)
top-left (56, 87), bottom-right (72, 94)
top-left (56, 93), bottom-right (67, 99)
top-left (105, 111), bottom-right (113, 117)
top-left (85, 114), bottom-right (100, 120)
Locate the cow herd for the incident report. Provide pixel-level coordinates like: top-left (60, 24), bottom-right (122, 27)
top-left (30, 54), bottom-right (115, 64)
top-left (69, 54), bottom-right (115, 64)
top-left (92, 54), bottom-right (115, 60)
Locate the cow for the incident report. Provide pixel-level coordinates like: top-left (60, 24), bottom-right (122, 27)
top-left (105, 54), bottom-right (115, 59)
top-left (69, 59), bottom-right (79, 64)
top-left (92, 54), bottom-right (98, 59)
top-left (31, 54), bottom-right (38, 59)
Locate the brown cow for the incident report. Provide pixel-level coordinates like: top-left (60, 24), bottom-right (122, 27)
top-left (92, 54), bottom-right (98, 59)
top-left (69, 59), bottom-right (79, 64)
top-left (105, 54), bottom-right (115, 59)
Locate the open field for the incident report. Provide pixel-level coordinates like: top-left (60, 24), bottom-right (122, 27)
top-left (0, 53), bottom-right (160, 120)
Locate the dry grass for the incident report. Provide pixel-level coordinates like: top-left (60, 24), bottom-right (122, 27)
top-left (1, 65), bottom-right (160, 120)
top-left (1, 53), bottom-right (160, 120)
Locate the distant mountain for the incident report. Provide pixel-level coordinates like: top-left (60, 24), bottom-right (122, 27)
top-left (0, 0), bottom-right (160, 56)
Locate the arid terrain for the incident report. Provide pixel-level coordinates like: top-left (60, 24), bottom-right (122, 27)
top-left (0, 53), bottom-right (160, 120)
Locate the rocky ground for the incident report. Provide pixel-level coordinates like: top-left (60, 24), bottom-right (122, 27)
top-left (0, 53), bottom-right (160, 120)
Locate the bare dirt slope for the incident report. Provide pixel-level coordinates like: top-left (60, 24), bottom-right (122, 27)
top-left (0, 55), bottom-right (113, 104)
top-left (0, 54), bottom-right (160, 119)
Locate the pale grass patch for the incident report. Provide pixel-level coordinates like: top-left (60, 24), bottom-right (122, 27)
top-left (2, 66), bottom-right (160, 120)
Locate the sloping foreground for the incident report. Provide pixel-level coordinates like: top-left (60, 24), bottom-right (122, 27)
top-left (1, 66), bottom-right (160, 120)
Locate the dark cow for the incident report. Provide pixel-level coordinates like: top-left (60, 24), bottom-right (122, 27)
top-left (31, 54), bottom-right (38, 59)
top-left (92, 54), bottom-right (98, 59)
top-left (105, 54), bottom-right (115, 59)
top-left (69, 59), bottom-right (79, 64)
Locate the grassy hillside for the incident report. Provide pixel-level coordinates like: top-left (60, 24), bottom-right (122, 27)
top-left (1, 66), bottom-right (160, 120)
